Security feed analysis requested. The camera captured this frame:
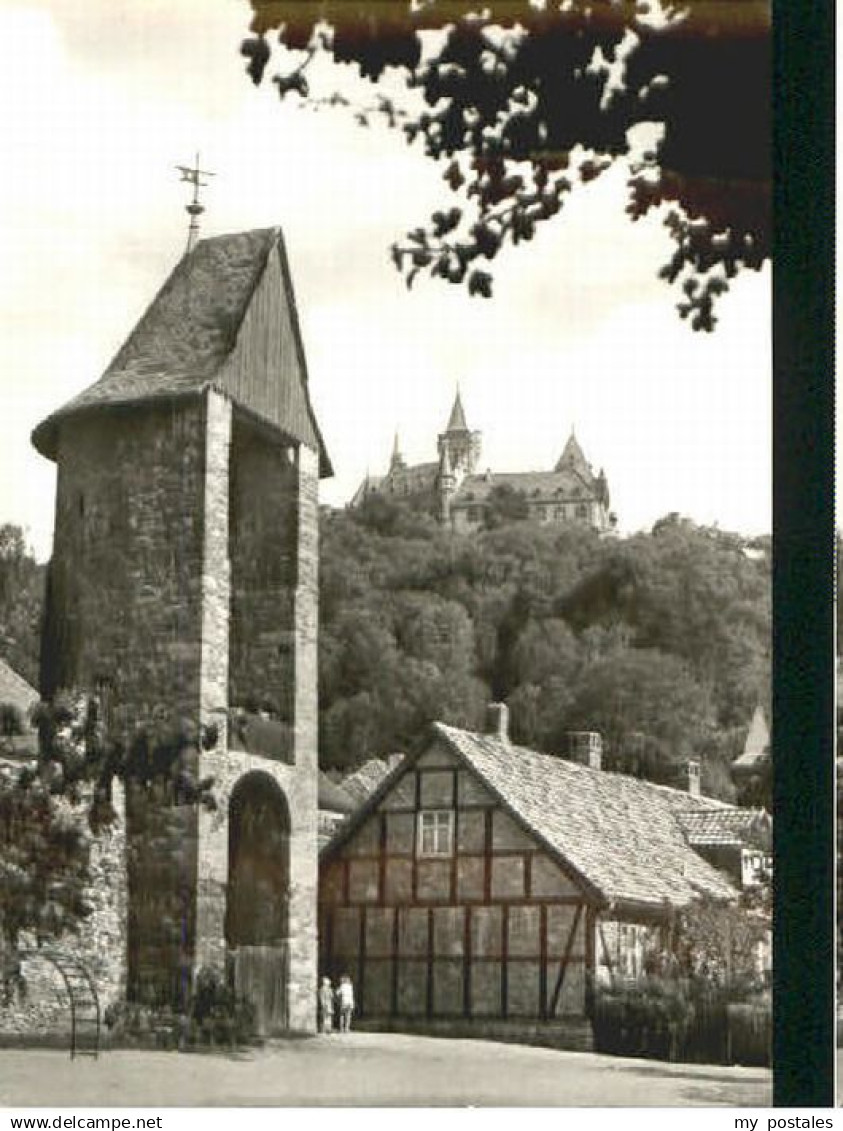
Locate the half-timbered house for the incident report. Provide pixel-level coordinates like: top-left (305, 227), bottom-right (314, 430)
top-left (318, 705), bottom-right (754, 1048)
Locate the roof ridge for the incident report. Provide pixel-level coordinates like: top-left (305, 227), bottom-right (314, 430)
top-left (434, 721), bottom-right (726, 807)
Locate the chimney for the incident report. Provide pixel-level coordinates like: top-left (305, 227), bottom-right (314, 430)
top-left (567, 731), bottom-right (602, 770)
top-left (686, 759), bottom-right (701, 798)
top-left (485, 702), bottom-right (510, 742)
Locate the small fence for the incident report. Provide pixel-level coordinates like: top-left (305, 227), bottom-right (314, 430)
top-left (592, 989), bottom-right (770, 1066)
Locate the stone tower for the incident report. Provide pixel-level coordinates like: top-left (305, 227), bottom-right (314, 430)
top-left (437, 390), bottom-right (481, 480)
top-left (32, 228), bottom-right (331, 1033)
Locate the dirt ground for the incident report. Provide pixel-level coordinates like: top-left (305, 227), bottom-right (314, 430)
top-left (0, 1032), bottom-right (771, 1108)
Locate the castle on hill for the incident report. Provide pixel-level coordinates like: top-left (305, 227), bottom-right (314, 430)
top-left (352, 391), bottom-right (616, 533)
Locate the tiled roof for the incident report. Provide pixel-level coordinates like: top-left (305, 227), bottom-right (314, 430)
top-left (434, 723), bottom-right (738, 909)
top-left (341, 755), bottom-right (406, 805)
top-left (32, 228), bottom-right (331, 475)
top-left (0, 659), bottom-right (39, 725)
top-left (675, 808), bottom-right (771, 850)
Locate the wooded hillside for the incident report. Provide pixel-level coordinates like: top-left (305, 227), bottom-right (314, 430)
top-left (0, 509), bottom-right (770, 803)
top-left (320, 500), bottom-right (770, 801)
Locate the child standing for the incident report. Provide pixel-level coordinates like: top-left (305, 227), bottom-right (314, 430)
top-left (336, 973), bottom-right (355, 1032)
top-left (318, 976), bottom-right (335, 1034)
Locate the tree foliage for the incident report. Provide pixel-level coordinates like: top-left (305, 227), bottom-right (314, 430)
top-left (0, 524), bottom-right (44, 687)
top-left (0, 764), bottom-right (92, 975)
top-left (242, 0), bottom-right (769, 329)
top-left (0, 508), bottom-right (769, 796)
top-left (0, 690), bottom-right (220, 976)
top-left (319, 502), bottom-right (770, 798)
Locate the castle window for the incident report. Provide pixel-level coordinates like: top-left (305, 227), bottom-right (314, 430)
top-left (536, 506), bottom-right (547, 520)
top-left (418, 810), bottom-right (454, 857)
top-left (555, 506), bottom-right (565, 519)
top-left (468, 506), bottom-right (479, 522)
top-left (577, 504), bottom-right (588, 519)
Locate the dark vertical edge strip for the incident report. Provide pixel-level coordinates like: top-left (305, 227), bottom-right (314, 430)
top-left (772, 0), bottom-right (835, 1105)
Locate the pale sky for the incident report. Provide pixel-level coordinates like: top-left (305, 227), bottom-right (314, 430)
top-left (0, 0), bottom-right (772, 562)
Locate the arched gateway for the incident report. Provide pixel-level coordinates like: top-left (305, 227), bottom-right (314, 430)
top-left (226, 772), bottom-right (291, 1034)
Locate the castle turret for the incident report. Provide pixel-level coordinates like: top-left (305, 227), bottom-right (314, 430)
top-left (389, 430), bottom-right (405, 472)
top-left (555, 429), bottom-right (591, 478)
top-left (437, 388), bottom-right (481, 481)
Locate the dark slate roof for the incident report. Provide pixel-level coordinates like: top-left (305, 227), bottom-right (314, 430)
top-left (0, 659), bottom-right (39, 725)
top-left (318, 771), bottom-right (357, 815)
top-left (555, 430), bottom-right (592, 477)
top-left (453, 467), bottom-right (598, 506)
top-left (675, 808), bottom-right (771, 851)
top-left (445, 391), bottom-right (469, 432)
top-left (32, 228), bottom-right (331, 476)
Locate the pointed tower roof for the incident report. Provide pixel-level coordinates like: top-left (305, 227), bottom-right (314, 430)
top-left (389, 431), bottom-right (404, 471)
top-left (731, 705), bottom-right (771, 779)
top-left (742, 706), bottom-right (770, 759)
top-left (445, 388), bottom-right (469, 433)
top-left (32, 227), bottom-right (332, 477)
top-left (554, 429), bottom-right (592, 478)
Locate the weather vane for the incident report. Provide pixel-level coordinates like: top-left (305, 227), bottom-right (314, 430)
top-left (176, 152), bottom-right (215, 254)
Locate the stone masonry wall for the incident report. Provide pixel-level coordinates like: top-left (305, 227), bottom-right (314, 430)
top-left (194, 441), bottom-right (319, 1034)
top-left (0, 784), bottom-right (127, 1037)
top-left (200, 391), bottom-right (232, 729)
top-left (228, 417), bottom-right (298, 739)
top-left (45, 405), bottom-right (207, 727)
top-left (46, 402), bottom-right (211, 1009)
top-left (41, 401), bottom-right (319, 1033)
top-left (289, 443), bottom-right (319, 1032)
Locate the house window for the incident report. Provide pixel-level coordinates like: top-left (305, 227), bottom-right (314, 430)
top-left (618, 923), bottom-right (645, 979)
top-left (417, 810), bottom-right (454, 856)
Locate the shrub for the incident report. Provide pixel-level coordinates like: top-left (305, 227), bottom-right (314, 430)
top-left (186, 967), bottom-right (255, 1048)
top-left (593, 976), bottom-right (771, 1066)
top-left (102, 969), bottom-right (256, 1050)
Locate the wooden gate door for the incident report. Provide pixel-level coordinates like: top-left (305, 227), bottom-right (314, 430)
top-left (226, 773), bottom-right (291, 1035)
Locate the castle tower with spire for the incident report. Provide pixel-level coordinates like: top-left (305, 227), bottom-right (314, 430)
top-left (437, 389), bottom-right (482, 481)
top-left (34, 227), bottom-right (331, 1034)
